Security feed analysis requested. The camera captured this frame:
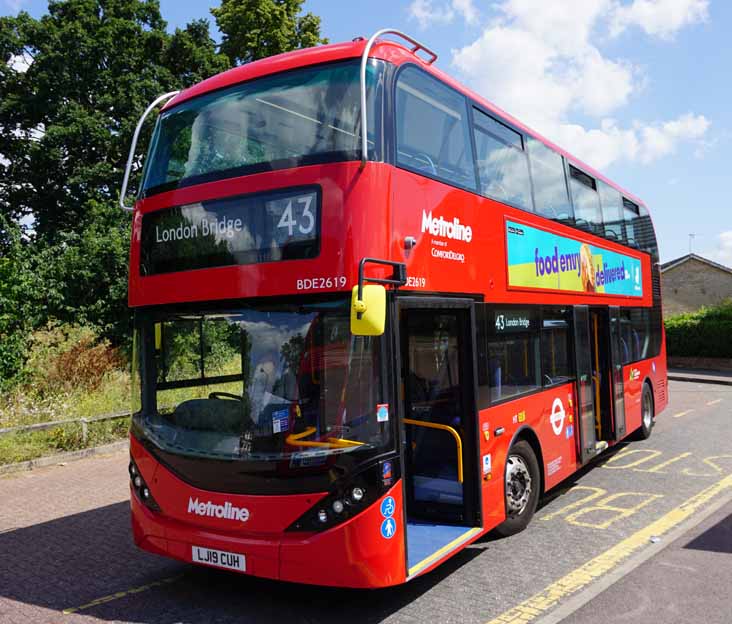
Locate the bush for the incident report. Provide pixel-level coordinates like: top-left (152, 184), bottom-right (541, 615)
top-left (23, 321), bottom-right (123, 397)
top-left (665, 299), bottom-right (732, 358)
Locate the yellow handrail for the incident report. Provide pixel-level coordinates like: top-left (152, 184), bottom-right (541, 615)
top-left (404, 418), bottom-right (463, 483)
top-left (285, 426), bottom-right (364, 449)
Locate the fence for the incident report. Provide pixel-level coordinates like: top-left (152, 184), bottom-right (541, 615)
top-left (0, 410), bottom-right (130, 444)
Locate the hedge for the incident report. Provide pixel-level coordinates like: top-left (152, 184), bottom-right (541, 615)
top-left (665, 300), bottom-right (732, 358)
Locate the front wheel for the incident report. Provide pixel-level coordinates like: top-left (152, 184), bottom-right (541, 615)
top-left (494, 440), bottom-right (541, 537)
top-left (636, 383), bottom-right (655, 440)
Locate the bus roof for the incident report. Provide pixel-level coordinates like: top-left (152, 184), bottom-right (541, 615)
top-left (163, 37), bottom-right (645, 208)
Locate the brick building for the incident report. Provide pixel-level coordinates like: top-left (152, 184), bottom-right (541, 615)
top-left (660, 253), bottom-right (732, 316)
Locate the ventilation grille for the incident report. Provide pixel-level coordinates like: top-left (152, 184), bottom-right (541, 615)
top-left (657, 377), bottom-right (667, 405)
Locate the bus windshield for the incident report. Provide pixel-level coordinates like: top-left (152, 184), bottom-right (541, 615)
top-left (142, 60), bottom-right (384, 196)
top-left (132, 298), bottom-right (391, 467)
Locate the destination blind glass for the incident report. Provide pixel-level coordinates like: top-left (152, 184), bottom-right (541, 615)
top-left (492, 309), bottom-right (536, 334)
top-left (140, 187), bottom-right (320, 275)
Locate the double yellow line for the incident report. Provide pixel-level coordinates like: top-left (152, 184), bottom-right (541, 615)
top-left (487, 472), bottom-right (732, 624)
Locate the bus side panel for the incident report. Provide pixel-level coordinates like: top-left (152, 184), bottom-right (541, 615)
top-left (279, 483), bottom-right (407, 588)
top-left (623, 355), bottom-right (666, 435)
top-left (479, 382), bottom-right (579, 526)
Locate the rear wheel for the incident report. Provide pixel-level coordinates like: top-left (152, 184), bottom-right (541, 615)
top-left (636, 383), bottom-right (655, 440)
top-left (494, 440), bottom-right (540, 537)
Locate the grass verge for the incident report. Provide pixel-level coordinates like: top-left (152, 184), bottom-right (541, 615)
top-left (0, 417), bottom-right (130, 465)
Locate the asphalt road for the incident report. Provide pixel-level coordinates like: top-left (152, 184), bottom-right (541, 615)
top-left (1, 379), bottom-right (730, 624)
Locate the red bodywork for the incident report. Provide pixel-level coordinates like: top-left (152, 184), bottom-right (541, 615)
top-left (128, 38), bottom-right (668, 588)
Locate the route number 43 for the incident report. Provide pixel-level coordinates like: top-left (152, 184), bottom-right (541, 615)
top-left (277, 195), bottom-right (315, 236)
top-left (495, 314), bottom-right (505, 331)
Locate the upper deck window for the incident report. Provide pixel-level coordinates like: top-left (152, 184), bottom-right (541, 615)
top-left (142, 60), bottom-right (384, 196)
top-left (598, 180), bottom-right (624, 242)
top-left (472, 108), bottom-right (533, 210)
top-left (526, 138), bottom-right (573, 222)
top-left (569, 165), bottom-right (603, 234)
top-left (623, 198), bottom-right (640, 247)
top-left (395, 67), bottom-right (477, 191)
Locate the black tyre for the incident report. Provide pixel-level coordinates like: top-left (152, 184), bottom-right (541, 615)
top-left (636, 382), bottom-right (655, 440)
top-left (494, 440), bottom-right (541, 537)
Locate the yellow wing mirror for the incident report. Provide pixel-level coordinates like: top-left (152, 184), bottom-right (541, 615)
top-left (351, 285), bottom-right (386, 336)
top-left (350, 258), bottom-right (407, 337)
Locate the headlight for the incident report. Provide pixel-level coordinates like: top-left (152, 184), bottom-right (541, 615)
top-left (129, 457), bottom-right (161, 512)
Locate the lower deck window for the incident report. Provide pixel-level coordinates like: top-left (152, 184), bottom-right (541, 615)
top-left (487, 333), bottom-right (541, 403)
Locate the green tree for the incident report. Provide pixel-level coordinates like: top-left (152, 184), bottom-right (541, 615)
top-left (0, 0), bottom-right (327, 385)
top-left (211, 0), bottom-right (327, 65)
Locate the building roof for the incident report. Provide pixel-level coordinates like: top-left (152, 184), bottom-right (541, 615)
top-left (660, 253), bottom-right (732, 275)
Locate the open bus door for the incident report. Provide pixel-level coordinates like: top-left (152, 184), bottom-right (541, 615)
top-left (608, 306), bottom-right (627, 441)
top-left (573, 305), bottom-right (599, 464)
top-left (396, 297), bottom-right (482, 578)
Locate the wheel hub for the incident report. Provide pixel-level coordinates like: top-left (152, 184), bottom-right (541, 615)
top-left (505, 455), bottom-right (532, 516)
top-left (643, 392), bottom-right (653, 429)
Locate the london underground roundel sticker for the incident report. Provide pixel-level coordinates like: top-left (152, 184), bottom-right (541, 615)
top-left (550, 398), bottom-right (565, 435)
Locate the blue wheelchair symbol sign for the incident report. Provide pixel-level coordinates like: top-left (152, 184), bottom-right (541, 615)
top-left (380, 496), bottom-right (395, 518)
top-left (381, 517), bottom-right (396, 539)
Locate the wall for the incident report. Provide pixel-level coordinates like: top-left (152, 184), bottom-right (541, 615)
top-left (661, 258), bottom-right (732, 316)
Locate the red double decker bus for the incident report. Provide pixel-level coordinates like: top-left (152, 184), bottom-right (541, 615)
top-left (123, 29), bottom-right (667, 588)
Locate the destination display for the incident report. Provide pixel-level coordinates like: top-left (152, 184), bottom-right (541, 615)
top-left (506, 220), bottom-right (643, 297)
top-left (140, 187), bottom-right (320, 276)
top-left (493, 309), bottom-right (535, 334)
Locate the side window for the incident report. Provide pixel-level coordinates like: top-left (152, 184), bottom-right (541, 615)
top-left (619, 309), bottom-right (633, 365)
top-left (527, 138), bottom-right (573, 222)
top-left (598, 180), bottom-right (624, 243)
top-left (541, 308), bottom-right (573, 386)
top-left (635, 204), bottom-right (658, 256)
top-left (623, 198), bottom-right (640, 248)
top-left (395, 67), bottom-right (476, 190)
top-left (472, 108), bottom-right (533, 210)
top-left (569, 165), bottom-right (603, 235)
top-left (630, 308), bottom-right (650, 361)
top-left (486, 308), bottom-right (540, 403)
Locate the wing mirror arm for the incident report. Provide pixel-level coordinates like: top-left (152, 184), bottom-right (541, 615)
top-left (119, 90), bottom-right (180, 212)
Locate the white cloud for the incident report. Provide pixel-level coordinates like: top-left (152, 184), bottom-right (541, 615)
top-left (610, 0), bottom-right (709, 39)
top-left (408, 0), bottom-right (478, 29)
top-left (450, 0), bottom-right (710, 170)
top-left (705, 231), bottom-right (732, 268)
top-left (8, 53), bottom-right (32, 73)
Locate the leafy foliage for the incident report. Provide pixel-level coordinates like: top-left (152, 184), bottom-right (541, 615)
top-left (211, 0), bottom-right (327, 65)
top-left (0, 0), bottom-right (326, 388)
top-left (664, 299), bottom-right (732, 358)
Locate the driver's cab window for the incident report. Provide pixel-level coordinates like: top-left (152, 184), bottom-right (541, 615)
top-left (395, 67), bottom-right (476, 191)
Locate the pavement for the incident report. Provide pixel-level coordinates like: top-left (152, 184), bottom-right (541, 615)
top-left (668, 367), bottom-right (732, 386)
top-left (0, 376), bottom-right (731, 623)
top-left (559, 498), bottom-right (732, 624)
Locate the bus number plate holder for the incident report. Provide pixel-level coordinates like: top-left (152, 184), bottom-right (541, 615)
top-left (192, 545), bottom-right (246, 572)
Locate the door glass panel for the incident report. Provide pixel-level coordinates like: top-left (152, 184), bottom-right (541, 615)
top-left (404, 311), bottom-right (464, 510)
top-left (609, 308), bottom-right (626, 439)
top-left (573, 306), bottom-right (597, 462)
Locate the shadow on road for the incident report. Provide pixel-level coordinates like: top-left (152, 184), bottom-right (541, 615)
top-left (684, 512), bottom-right (732, 554)
top-left (0, 501), bottom-right (485, 623)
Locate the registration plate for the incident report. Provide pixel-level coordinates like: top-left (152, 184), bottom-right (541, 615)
top-left (192, 546), bottom-right (246, 572)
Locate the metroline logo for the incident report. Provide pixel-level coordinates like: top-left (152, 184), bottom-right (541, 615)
top-left (421, 210), bottom-right (473, 243)
top-left (187, 497), bottom-right (250, 523)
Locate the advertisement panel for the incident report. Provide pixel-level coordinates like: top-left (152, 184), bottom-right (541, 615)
top-left (506, 220), bottom-right (643, 297)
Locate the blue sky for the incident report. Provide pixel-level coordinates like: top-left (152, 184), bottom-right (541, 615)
top-left (3, 0), bottom-right (730, 264)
